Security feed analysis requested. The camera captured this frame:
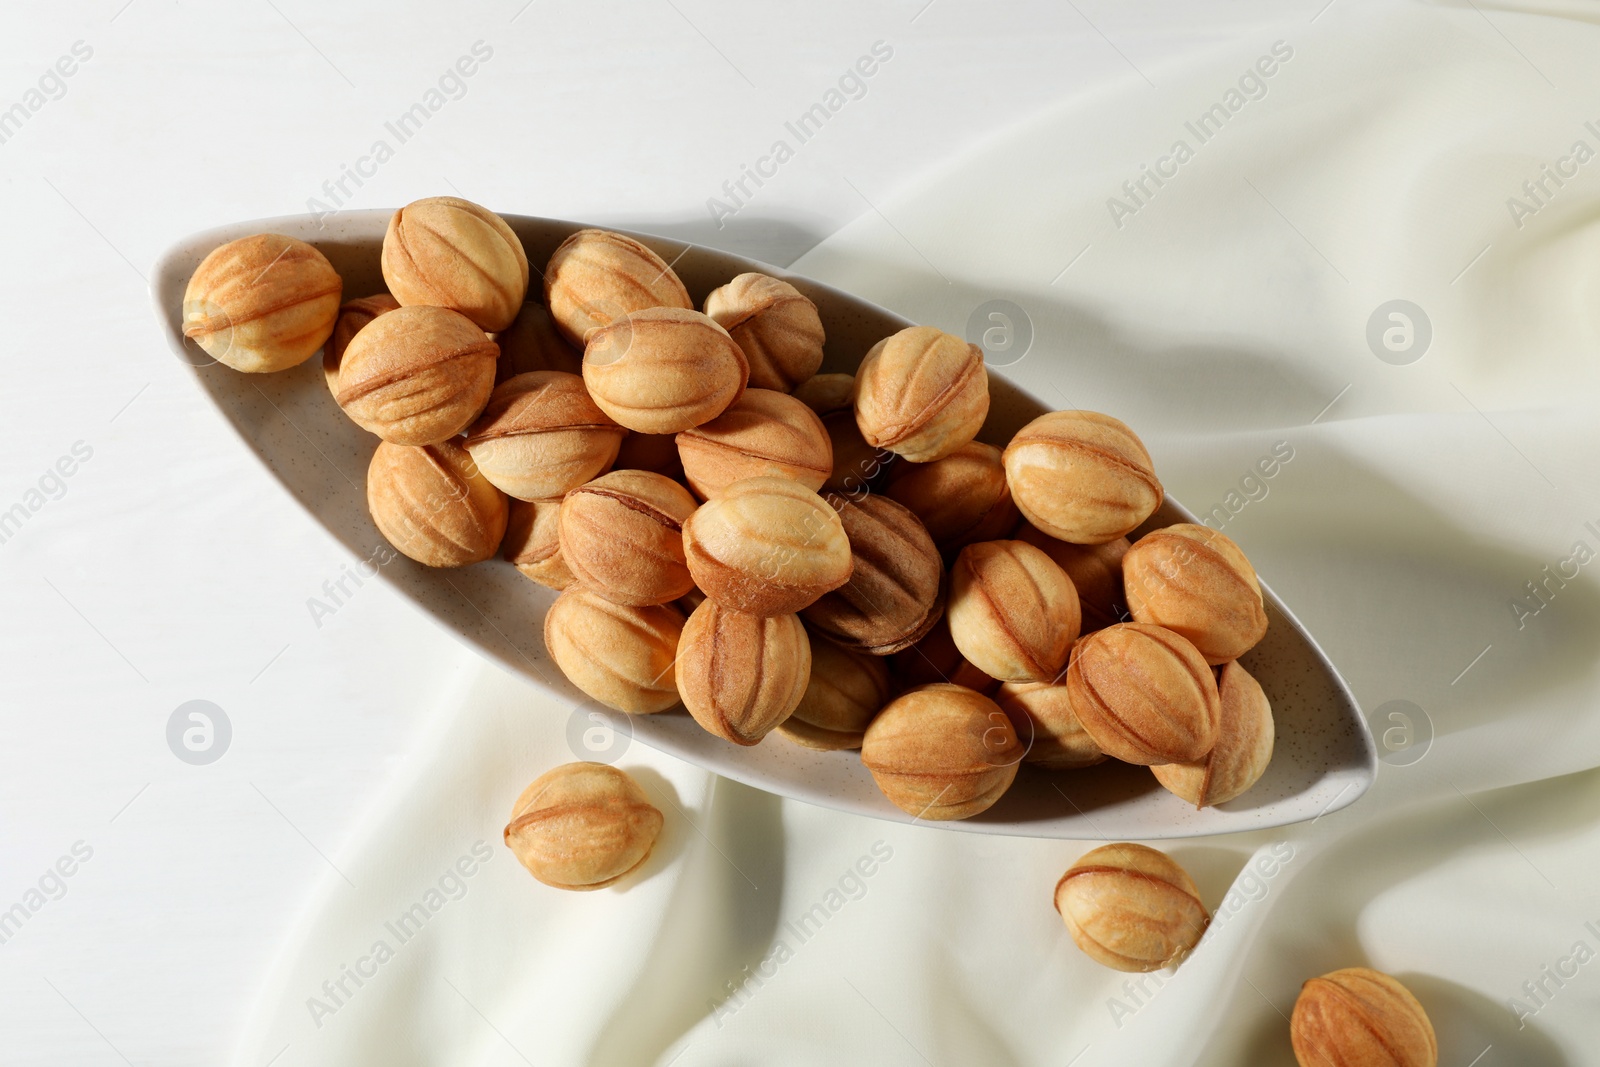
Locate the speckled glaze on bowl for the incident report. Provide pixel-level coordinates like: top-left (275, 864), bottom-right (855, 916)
top-left (150, 211), bottom-right (1375, 839)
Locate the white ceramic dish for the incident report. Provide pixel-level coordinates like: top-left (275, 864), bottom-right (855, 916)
top-left (151, 210), bottom-right (1375, 839)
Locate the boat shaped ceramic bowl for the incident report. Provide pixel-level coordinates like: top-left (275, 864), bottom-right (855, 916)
top-left (151, 210), bottom-right (1375, 839)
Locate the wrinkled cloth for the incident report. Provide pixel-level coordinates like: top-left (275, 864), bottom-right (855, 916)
top-left (236, 2), bottom-right (1600, 1063)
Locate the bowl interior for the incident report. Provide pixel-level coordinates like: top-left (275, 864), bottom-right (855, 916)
top-left (150, 210), bottom-right (1376, 839)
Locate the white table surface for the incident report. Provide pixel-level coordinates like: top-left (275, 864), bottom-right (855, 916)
top-left (0, 2), bottom-right (1444, 1063)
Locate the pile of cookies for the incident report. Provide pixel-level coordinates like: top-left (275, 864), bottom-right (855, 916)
top-left (181, 196), bottom-right (1275, 821)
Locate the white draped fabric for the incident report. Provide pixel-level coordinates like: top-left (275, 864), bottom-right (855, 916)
top-left (236, 3), bottom-right (1600, 1063)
